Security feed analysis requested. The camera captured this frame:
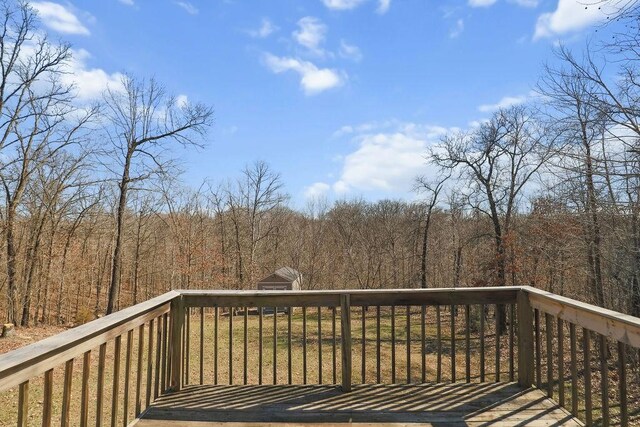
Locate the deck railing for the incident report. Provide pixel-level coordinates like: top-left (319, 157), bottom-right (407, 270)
top-left (0, 286), bottom-right (638, 426)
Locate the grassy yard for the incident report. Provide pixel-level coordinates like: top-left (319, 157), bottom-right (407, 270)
top-left (181, 306), bottom-right (507, 387)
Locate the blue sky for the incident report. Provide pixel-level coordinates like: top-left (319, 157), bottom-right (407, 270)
top-left (32, 0), bottom-right (618, 206)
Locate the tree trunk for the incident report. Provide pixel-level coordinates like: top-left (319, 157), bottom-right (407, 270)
top-left (107, 151), bottom-right (132, 314)
top-left (583, 134), bottom-right (605, 307)
top-left (420, 212), bottom-right (431, 289)
top-left (5, 206), bottom-right (19, 324)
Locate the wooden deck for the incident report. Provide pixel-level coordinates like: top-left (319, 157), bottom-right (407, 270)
top-left (134, 382), bottom-right (582, 426)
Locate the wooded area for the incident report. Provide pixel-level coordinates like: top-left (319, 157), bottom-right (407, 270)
top-left (1, 0), bottom-right (640, 328)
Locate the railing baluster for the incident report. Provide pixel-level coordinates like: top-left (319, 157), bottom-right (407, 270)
top-left (80, 351), bottom-right (91, 426)
top-left (124, 330), bottom-right (133, 426)
top-left (146, 319), bottom-right (154, 408)
top-left (200, 307), bottom-right (205, 385)
top-left (244, 307), bottom-right (248, 385)
top-left (618, 341), bottom-right (628, 427)
top-left (340, 294), bottom-right (352, 392)
top-left (557, 318), bottom-right (565, 408)
top-left (318, 306), bottom-right (323, 384)
top-left (333, 306), bottom-right (337, 384)
top-left (61, 359), bottom-right (74, 427)
top-left (214, 306), bottom-right (219, 385)
top-left (273, 305), bottom-right (278, 385)
top-left (361, 306), bottom-right (366, 384)
top-left (465, 305), bottom-right (470, 383)
top-left (302, 306), bottom-right (307, 384)
top-left (376, 305), bottom-right (381, 384)
top-left (535, 309), bottom-right (541, 388)
top-left (407, 305), bottom-right (411, 384)
top-left (229, 307), bottom-right (233, 385)
top-left (185, 309), bottom-right (190, 385)
top-left (545, 313), bottom-right (553, 398)
top-left (17, 381), bottom-right (28, 427)
top-left (111, 335), bottom-right (122, 427)
top-left (516, 290), bottom-right (534, 388)
top-left (600, 334), bottom-right (609, 427)
top-left (258, 307), bottom-right (262, 385)
top-left (391, 304), bottom-right (396, 384)
top-left (436, 305), bottom-right (442, 383)
top-left (479, 304), bottom-right (485, 382)
top-left (97, 343), bottom-right (107, 426)
top-left (170, 296), bottom-right (184, 392)
top-left (451, 305), bottom-right (456, 383)
top-left (135, 325), bottom-right (144, 415)
top-left (495, 305), bottom-right (501, 382)
top-left (509, 304), bottom-right (515, 382)
top-left (154, 317), bottom-right (162, 399)
top-left (583, 328), bottom-right (592, 425)
top-left (166, 311), bottom-right (172, 392)
top-left (161, 313), bottom-right (168, 393)
top-left (421, 305), bottom-right (426, 383)
top-left (288, 307), bottom-right (292, 385)
top-left (569, 323), bottom-right (578, 417)
top-left (42, 368), bottom-right (53, 427)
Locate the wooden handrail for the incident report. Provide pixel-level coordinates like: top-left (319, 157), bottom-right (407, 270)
top-left (523, 286), bottom-right (640, 348)
top-left (179, 286), bottom-right (521, 307)
top-left (0, 290), bottom-right (179, 392)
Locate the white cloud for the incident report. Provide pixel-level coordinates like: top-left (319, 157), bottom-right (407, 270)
top-left (510, 0), bottom-right (539, 7)
top-left (118, 0), bottom-right (135, 5)
top-left (377, 0), bottom-right (391, 14)
top-left (478, 95), bottom-right (527, 112)
top-left (468, 0), bottom-right (497, 7)
top-left (176, 94), bottom-right (189, 108)
top-left (339, 40), bottom-right (363, 61)
top-left (331, 123), bottom-right (449, 194)
top-left (333, 119), bottom-right (400, 138)
top-left (333, 180), bottom-right (350, 194)
top-left (263, 53), bottom-right (344, 95)
top-left (534, 0), bottom-right (610, 39)
top-left (175, 1), bottom-right (198, 15)
top-left (248, 18), bottom-right (278, 38)
top-left (321, 0), bottom-right (367, 10)
top-left (293, 17), bottom-right (327, 56)
top-left (322, 0), bottom-right (392, 13)
top-left (449, 19), bottom-right (464, 38)
top-left (32, 2), bottom-right (90, 35)
top-left (63, 49), bottom-right (124, 101)
top-left (304, 182), bottom-right (331, 199)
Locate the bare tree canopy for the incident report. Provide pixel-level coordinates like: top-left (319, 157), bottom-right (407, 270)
top-left (104, 75), bottom-right (214, 314)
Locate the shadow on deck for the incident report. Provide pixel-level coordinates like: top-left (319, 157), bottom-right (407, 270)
top-left (135, 382), bottom-right (582, 426)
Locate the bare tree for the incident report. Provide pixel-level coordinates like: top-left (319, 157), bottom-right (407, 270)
top-left (414, 174), bottom-right (448, 288)
top-left (431, 106), bottom-right (555, 330)
top-left (0, 1), bottom-right (97, 323)
top-left (538, 52), bottom-right (610, 307)
top-left (103, 75), bottom-right (213, 314)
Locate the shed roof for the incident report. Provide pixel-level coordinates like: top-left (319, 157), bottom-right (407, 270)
top-left (263, 267), bottom-right (301, 283)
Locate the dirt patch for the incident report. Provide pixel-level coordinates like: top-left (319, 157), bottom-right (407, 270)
top-left (0, 325), bottom-right (67, 354)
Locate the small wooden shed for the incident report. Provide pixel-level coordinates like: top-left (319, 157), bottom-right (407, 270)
top-left (257, 267), bottom-right (302, 291)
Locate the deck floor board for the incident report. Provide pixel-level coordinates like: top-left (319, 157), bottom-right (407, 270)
top-left (135, 382), bottom-right (582, 426)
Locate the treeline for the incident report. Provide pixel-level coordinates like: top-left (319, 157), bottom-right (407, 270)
top-left (2, 0), bottom-right (640, 326)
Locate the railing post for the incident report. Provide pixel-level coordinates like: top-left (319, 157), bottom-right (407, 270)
top-left (517, 289), bottom-right (534, 388)
top-left (340, 294), bottom-right (352, 392)
top-left (169, 294), bottom-right (184, 392)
